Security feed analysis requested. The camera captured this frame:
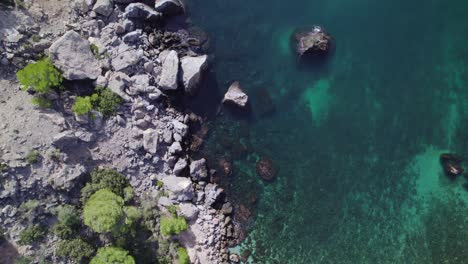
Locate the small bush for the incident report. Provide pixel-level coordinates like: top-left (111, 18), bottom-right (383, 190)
top-left (90, 86), bottom-right (122, 118)
top-left (81, 168), bottom-right (129, 202)
top-left (16, 58), bottom-right (62, 94)
top-left (55, 205), bottom-right (80, 227)
top-left (90, 247), bottom-right (135, 264)
top-left (123, 206), bottom-right (141, 227)
top-left (123, 186), bottom-right (134, 202)
top-left (31, 35), bottom-right (41, 42)
top-left (156, 180), bottom-right (164, 189)
top-left (25, 150), bottom-right (40, 164)
top-left (160, 216), bottom-right (188, 237)
top-left (52, 222), bottom-right (73, 239)
top-left (83, 189), bottom-right (124, 234)
top-left (0, 163), bottom-right (8, 172)
top-left (56, 238), bottom-right (95, 264)
top-left (167, 205), bottom-right (178, 217)
top-left (19, 225), bottom-right (47, 245)
top-left (14, 256), bottom-right (32, 264)
top-left (90, 44), bottom-right (99, 58)
top-left (177, 247), bottom-right (190, 264)
top-left (72, 96), bottom-right (92, 115)
top-left (31, 96), bottom-right (52, 108)
top-left (0, 227), bottom-right (6, 241)
top-left (20, 199), bottom-right (40, 211)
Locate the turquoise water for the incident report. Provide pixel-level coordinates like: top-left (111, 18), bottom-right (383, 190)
top-left (187, 0), bottom-right (468, 263)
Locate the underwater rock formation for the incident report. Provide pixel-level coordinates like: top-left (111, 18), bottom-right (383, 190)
top-left (223, 81), bottom-right (249, 108)
top-left (440, 153), bottom-right (463, 179)
top-left (256, 157), bottom-right (277, 182)
top-left (293, 25), bottom-right (332, 58)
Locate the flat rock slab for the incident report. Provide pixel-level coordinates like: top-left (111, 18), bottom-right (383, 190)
top-left (180, 55), bottom-right (208, 95)
top-left (158, 50), bottom-right (179, 90)
top-left (49, 30), bottom-right (101, 80)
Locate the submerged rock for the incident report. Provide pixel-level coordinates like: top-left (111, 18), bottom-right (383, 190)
top-left (293, 25), bottom-right (332, 58)
top-left (256, 157), bottom-right (277, 182)
top-left (440, 153), bottom-right (463, 179)
top-left (222, 81), bottom-right (248, 108)
top-left (49, 30), bottom-right (101, 80)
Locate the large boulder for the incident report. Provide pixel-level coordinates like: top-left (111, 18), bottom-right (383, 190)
top-left (162, 176), bottom-right (194, 201)
top-left (124, 3), bottom-right (161, 22)
top-left (154, 0), bottom-right (185, 16)
top-left (158, 50), bottom-right (179, 90)
top-left (293, 25), bottom-right (332, 58)
top-left (49, 164), bottom-right (87, 191)
top-left (113, 0), bottom-right (137, 3)
top-left (143, 129), bottom-right (158, 154)
top-left (222, 81), bottom-right (248, 108)
top-left (92, 0), bottom-right (113, 17)
top-left (189, 158), bottom-right (208, 180)
top-left (49, 31), bottom-right (101, 80)
top-left (180, 55), bottom-right (208, 95)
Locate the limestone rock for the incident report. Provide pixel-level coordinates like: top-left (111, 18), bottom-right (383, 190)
top-left (222, 81), bottom-right (248, 108)
top-left (143, 129), bottom-right (158, 154)
top-left (205, 183), bottom-right (223, 206)
top-left (180, 55), bottom-right (208, 95)
top-left (173, 158), bottom-right (187, 175)
top-left (124, 3), bottom-right (161, 22)
top-left (93, 0), bottom-right (113, 17)
top-left (179, 203), bottom-right (199, 221)
top-left (50, 164), bottom-right (86, 191)
top-left (168, 141), bottom-right (182, 155)
top-left (49, 31), bottom-right (101, 80)
top-left (158, 50), bottom-right (179, 90)
top-left (172, 120), bottom-right (188, 137)
top-left (189, 158), bottom-right (208, 180)
top-left (107, 71), bottom-right (132, 101)
top-left (162, 176), bottom-right (194, 201)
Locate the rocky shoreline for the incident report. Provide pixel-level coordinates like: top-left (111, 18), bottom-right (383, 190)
top-left (0, 0), bottom-right (242, 263)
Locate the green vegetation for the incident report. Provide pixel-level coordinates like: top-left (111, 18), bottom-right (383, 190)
top-left (166, 205), bottom-right (178, 217)
top-left (123, 186), bottom-right (134, 202)
top-left (0, 227), bottom-right (5, 241)
top-left (14, 256), bottom-right (32, 264)
top-left (83, 189), bottom-right (124, 234)
top-left (31, 34), bottom-right (41, 42)
top-left (81, 168), bottom-right (130, 202)
top-left (157, 180), bottom-right (164, 189)
top-left (177, 247), bottom-right (190, 264)
top-left (19, 225), bottom-right (47, 245)
top-left (160, 216), bottom-right (188, 237)
top-left (0, 163), bottom-right (8, 172)
top-left (25, 150), bottom-right (40, 164)
top-left (52, 205), bottom-right (80, 239)
top-left (90, 44), bottom-right (99, 58)
top-left (56, 238), bottom-right (95, 264)
top-left (90, 86), bottom-right (123, 118)
top-left (31, 96), bottom-right (52, 108)
top-left (72, 96), bottom-right (93, 115)
top-left (123, 206), bottom-right (141, 227)
top-left (20, 199), bottom-right (40, 211)
top-left (16, 58), bottom-right (62, 94)
top-left (90, 247), bottom-right (135, 264)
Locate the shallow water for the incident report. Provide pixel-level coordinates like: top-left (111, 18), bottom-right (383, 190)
top-left (187, 0), bottom-right (468, 263)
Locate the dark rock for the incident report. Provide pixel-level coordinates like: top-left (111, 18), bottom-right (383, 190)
top-left (440, 153), bottom-right (463, 179)
top-left (293, 25), bottom-right (332, 58)
top-left (256, 157), bottom-right (277, 182)
top-left (124, 3), bottom-right (161, 22)
top-left (154, 0), bottom-right (185, 17)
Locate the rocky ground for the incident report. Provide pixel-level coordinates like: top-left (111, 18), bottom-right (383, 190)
top-left (0, 0), bottom-right (241, 263)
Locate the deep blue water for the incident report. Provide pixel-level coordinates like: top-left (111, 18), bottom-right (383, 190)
top-left (186, 0), bottom-right (468, 263)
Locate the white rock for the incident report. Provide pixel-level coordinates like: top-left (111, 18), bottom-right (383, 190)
top-left (162, 176), bottom-right (194, 201)
top-left (190, 158), bottom-right (208, 180)
top-left (222, 81), bottom-right (248, 107)
top-left (168, 141), bottom-right (182, 155)
top-left (143, 129), bottom-right (158, 154)
top-left (179, 203), bottom-right (199, 221)
top-left (158, 50), bottom-right (179, 90)
top-left (49, 31), bottom-right (101, 80)
top-left (93, 0), bottom-right (113, 17)
top-left (180, 55), bottom-right (208, 94)
top-left (173, 158), bottom-right (187, 175)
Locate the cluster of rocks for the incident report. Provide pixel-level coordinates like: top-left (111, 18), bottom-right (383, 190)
top-left (0, 0), bottom-right (241, 263)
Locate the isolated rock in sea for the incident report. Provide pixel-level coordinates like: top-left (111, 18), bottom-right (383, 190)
top-left (440, 153), bottom-right (463, 179)
top-left (155, 0), bottom-right (185, 16)
top-left (180, 55), bottom-right (208, 95)
top-left (92, 0), bottom-right (113, 17)
top-left (159, 50), bottom-right (179, 90)
top-left (124, 3), bottom-right (161, 22)
top-left (293, 25), bottom-right (332, 58)
top-left (222, 81), bottom-right (248, 107)
top-left (190, 158), bottom-right (208, 180)
top-left (49, 30), bottom-right (101, 80)
top-left (162, 175), bottom-right (194, 201)
top-left (256, 157), bottom-right (277, 182)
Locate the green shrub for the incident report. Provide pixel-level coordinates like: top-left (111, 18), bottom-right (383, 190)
top-left (31, 35), bottom-right (41, 42)
top-left (20, 199), bottom-right (40, 211)
top-left (90, 44), bottom-right (99, 58)
top-left (90, 86), bottom-right (122, 118)
top-left (25, 150), bottom-right (40, 164)
top-left (123, 186), bottom-right (134, 202)
top-left (81, 168), bottom-right (129, 202)
top-left (90, 247), bottom-right (135, 264)
top-left (123, 206), bottom-right (141, 226)
top-left (72, 96), bottom-right (92, 115)
top-left (31, 96), bottom-right (52, 108)
top-left (0, 163), bottom-right (8, 172)
top-left (16, 58), bottom-right (62, 94)
top-left (56, 238), bottom-right (95, 263)
top-left (14, 256), bottom-right (32, 264)
top-left (52, 222), bottom-right (73, 239)
top-left (55, 205), bottom-right (80, 227)
top-left (160, 216), bottom-right (188, 237)
top-left (156, 180), bottom-right (164, 189)
top-left (0, 227), bottom-right (6, 241)
top-left (166, 205), bottom-right (178, 217)
top-left (83, 189), bottom-right (124, 233)
top-left (19, 225), bottom-right (47, 245)
top-left (177, 247), bottom-right (190, 264)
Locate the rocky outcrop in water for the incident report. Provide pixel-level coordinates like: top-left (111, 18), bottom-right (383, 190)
top-left (223, 81), bottom-right (249, 108)
top-left (440, 153), bottom-right (463, 179)
top-left (256, 157), bottom-right (277, 181)
top-left (293, 25), bottom-right (332, 58)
